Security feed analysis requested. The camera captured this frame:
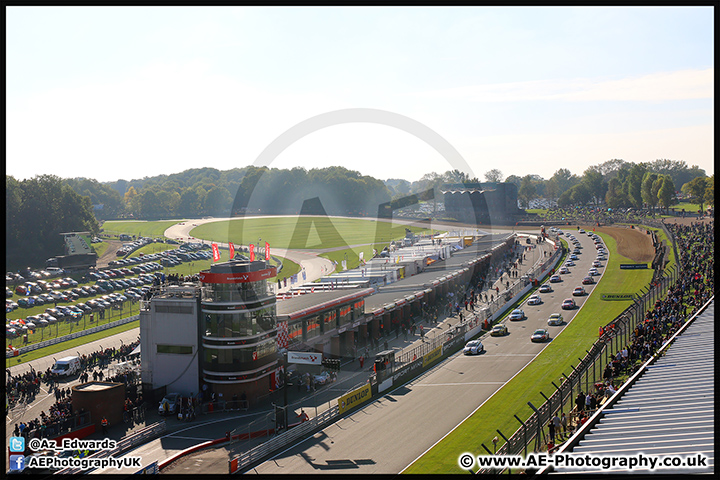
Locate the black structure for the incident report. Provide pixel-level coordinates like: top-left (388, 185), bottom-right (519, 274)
top-left (442, 183), bottom-right (522, 225)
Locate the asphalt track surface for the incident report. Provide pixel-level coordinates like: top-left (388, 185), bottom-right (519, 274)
top-left (247, 231), bottom-right (604, 474)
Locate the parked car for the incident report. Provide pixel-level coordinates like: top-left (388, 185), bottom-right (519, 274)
top-left (313, 371), bottom-right (334, 385)
top-left (527, 294), bottom-right (542, 306)
top-left (547, 313), bottom-right (564, 326)
top-left (491, 324), bottom-right (508, 337)
top-left (509, 309), bottom-right (525, 321)
top-left (531, 329), bottom-right (550, 342)
top-left (158, 393), bottom-right (180, 416)
top-left (463, 340), bottom-right (485, 355)
top-left (561, 298), bottom-right (577, 309)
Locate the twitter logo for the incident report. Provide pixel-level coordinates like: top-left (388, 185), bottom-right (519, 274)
top-left (10, 436), bottom-right (25, 452)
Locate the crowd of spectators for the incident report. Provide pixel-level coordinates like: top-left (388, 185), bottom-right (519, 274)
top-left (568, 220), bottom-right (713, 431)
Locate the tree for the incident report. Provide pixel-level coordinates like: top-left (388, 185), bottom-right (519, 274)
top-left (582, 169), bottom-right (607, 207)
top-left (546, 168), bottom-right (579, 200)
top-left (505, 175), bottom-right (522, 188)
top-left (704, 175), bottom-right (714, 208)
top-left (641, 172), bottom-right (659, 211)
top-left (204, 185), bottom-right (232, 216)
top-left (484, 169), bottom-right (504, 183)
top-left (623, 163), bottom-right (648, 208)
top-left (605, 177), bottom-right (630, 209)
top-left (683, 176), bottom-right (708, 212)
top-left (657, 175), bottom-right (675, 213)
top-left (569, 183), bottom-right (591, 206)
top-left (517, 175), bottom-right (537, 209)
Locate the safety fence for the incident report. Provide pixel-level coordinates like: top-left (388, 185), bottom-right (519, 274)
top-left (476, 263), bottom-right (682, 473)
top-left (7, 314), bottom-right (139, 358)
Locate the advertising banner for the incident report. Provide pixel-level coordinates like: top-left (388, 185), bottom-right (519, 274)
top-left (338, 384), bottom-right (371, 415)
top-left (423, 346), bottom-right (442, 368)
top-left (287, 351), bottom-right (322, 365)
top-left (211, 243), bottom-right (220, 262)
top-left (229, 242), bottom-right (235, 259)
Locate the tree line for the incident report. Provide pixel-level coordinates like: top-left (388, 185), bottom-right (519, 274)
top-left (6, 175), bottom-right (99, 271)
top-left (473, 159), bottom-right (712, 212)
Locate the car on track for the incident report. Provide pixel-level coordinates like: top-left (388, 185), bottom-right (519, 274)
top-left (569, 254), bottom-right (579, 260)
top-left (463, 340), bottom-right (485, 355)
top-left (572, 286), bottom-right (586, 296)
top-left (490, 324), bottom-right (508, 336)
top-left (579, 229), bottom-right (586, 234)
top-left (531, 329), bottom-right (550, 342)
top-left (564, 260), bottom-right (575, 267)
top-left (588, 268), bottom-right (600, 276)
top-left (582, 276), bottom-right (595, 285)
top-left (592, 260), bottom-right (602, 267)
top-left (561, 298), bottom-right (577, 309)
top-left (547, 313), bottom-right (564, 326)
top-left (559, 266), bottom-right (570, 275)
top-left (527, 294), bottom-right (542, 305)
top-left (539, 283), bottom-right (553, 293)
top-left (509, 309), bottom-right (526, 321)
top-left (549, 275), bottom-right (562, 283)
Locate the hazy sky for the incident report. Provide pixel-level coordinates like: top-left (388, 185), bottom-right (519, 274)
top-left (6, 6), bottom-right (714, 184)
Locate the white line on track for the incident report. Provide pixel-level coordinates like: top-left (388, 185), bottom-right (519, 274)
top-left (412, 382), bottom-right (506, 387)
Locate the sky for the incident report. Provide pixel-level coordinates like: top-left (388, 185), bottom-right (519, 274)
top-left (6, 6), bottom-right (714, 185)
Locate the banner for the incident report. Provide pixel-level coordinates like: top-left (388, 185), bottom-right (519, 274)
top-left (229, 242), bottom-right (235, 259)
top-left (265, 242), bottom-right (270, 261)
top-left (287, 351), bottom-right (322, 365)
top-left (601, 293), bottom-right (635, 300)
top-left (338, 384), bottom-right (371, 415)
top-left (620, 264), bottom-right (648, 269)
top-left (211, 243), bottom-right (220, 262)
top-left (277, 321), bottom-right (289, 349)
top-left (423, 346), bottom-right (442, 368)
top-left (249, 244), bottom-right (255, 261)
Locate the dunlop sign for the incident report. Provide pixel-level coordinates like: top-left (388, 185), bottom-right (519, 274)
top-left (620, 264), bottom-right (648, 269)
top-left (338, 384), bottom-right (371, 415)
top-left (423, 346), bottom-right (442, 368)
top-left (601, 293), bottom-right (635, 301)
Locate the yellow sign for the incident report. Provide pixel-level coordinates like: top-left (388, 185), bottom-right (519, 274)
top-left (423, 346), bottom-right (442, 367)
top-left (338, 384), bottom-right (372, 415)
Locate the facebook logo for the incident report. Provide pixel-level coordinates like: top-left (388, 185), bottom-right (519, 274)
top-left (9, 436), bottom-right (25, 452)
top-left (9, 455), bottom-right (25, 471)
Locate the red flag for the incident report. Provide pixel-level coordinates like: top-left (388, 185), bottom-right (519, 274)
top-left (229, 242), bottom-right (235, 259)
top-left (249, 244), bottom-right (255, 261)
top-left (265, 242), bottom-right (270, 261)
top-left (212, 243), bottom-right (220, 262)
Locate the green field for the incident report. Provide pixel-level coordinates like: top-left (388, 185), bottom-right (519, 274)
top-left (404, 231), bottom-right (655, 474)
top-left (319, 243), bottom-right (390, 272)
top-left (101, 220), bottom-right (180, 238)
top-left (7, 319), bottom-right (140, 368)
top-left (189, 217), bottom-right (435, 250)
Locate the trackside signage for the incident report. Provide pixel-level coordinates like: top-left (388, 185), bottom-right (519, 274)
top-left (620, 264), bottom-right (648, 269)
top-left (601, 293), bottom-right (635, 301)
top-left (423, 346), bottom-right (442, 368)
top-left (287, 351), bottom-right (322, 365)
top-left (198, 267), bottom-right (277, 284)
top-left (338, 384), bottom-right (371, 414)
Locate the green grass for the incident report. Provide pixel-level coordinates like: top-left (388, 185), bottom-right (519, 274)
top-left (525, 208), bottom-right (548, 216)
top-left (101, 220), bottom-right (181, 238)
top-left (404, 231), bottom-right (653, 474)
top-left (6, 319), bottom-right (140, 368)
top-left (318, 243), bottom-right (390, 272)
top-left (672, 202), bottom-right (703, 212)
top-left (6, 301), bottom-right (140, 357)
top-left (189, 217), bottom-right (435, 250)
top-left (91, 241), bottom-right (110, 259)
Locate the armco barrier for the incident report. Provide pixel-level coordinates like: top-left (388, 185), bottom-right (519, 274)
top-left (229, 404), bottom-right (340, 473)
top-left (7, 314), bottom-right (139, 358)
